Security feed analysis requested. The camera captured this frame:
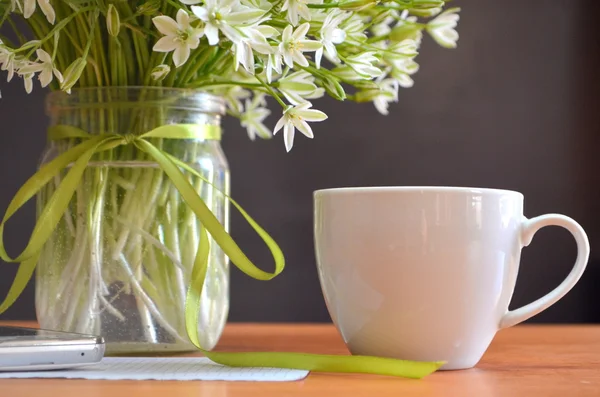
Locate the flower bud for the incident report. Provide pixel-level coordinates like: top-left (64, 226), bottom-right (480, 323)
top-left (390, 24), bottom-right (423, 42)
top-left (339, 0), bottom-right (378, 11)
top-left (107, 5), bottom-right (121, 37)
top-left (322, 77), bottom-right (346, 101)
top-left (151, 64), bottom-right (171, 81)
top-left (353, 88), bottom-right (387, 103)
top-left (61, 57), bottom-right (87, 93)
top-left (405, 0), bottom-right (444, 17)
top-left (137, 0), bottom-right (161, 16)
top-left (371, 10), bottom-right (393, 26)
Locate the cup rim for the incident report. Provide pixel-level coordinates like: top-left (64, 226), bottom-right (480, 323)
top-left (313, 186), bottom-right (524, 198)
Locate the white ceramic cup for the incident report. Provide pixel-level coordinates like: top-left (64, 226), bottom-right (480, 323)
top-left (314, 186), bottom-right (590, 370)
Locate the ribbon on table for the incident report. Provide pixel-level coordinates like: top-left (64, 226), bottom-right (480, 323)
top-left (0, 124), bottom-right (444, 379)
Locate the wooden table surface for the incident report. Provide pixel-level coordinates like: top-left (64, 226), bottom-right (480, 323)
top-left (1, 322), bottom-right (599, 396)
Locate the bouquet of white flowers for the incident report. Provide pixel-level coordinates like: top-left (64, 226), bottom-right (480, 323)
top-left (0, 0), bottom-right (460, 379)
top-left (0, 0), bottom-right (459, 150)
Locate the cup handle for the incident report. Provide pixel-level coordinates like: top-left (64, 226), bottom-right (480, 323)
top-left (499, 214), bottom-right (590, 329)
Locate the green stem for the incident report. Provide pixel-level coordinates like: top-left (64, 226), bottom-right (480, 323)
top-left (255, 74), bottom-right (287, 108)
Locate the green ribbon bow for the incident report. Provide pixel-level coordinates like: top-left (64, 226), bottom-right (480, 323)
top-left (0, 124), bottom-right (444, 379)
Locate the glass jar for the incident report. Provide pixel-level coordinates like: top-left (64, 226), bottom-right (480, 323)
top-left (35, 87), bottom-right (230, 354)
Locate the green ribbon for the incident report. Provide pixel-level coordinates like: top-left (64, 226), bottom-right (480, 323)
top-left (0, 124), bottom-right (444, 379)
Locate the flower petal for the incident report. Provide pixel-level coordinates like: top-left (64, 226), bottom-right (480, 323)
top-left (280, 90), bottom-right (305, 106)
top-left (395, 73), bottom-right (414, 88)
top-left (153, 36), bottom-right (178, 52)
top-left (176, 9), bottom-right (190, 29)
top-left (299, 39), bottom-right (322, 52)
top-left (297, 3), bottom-right (311, 22)
top-left (281, 25), bottom-right (293, 42)
top-left (291, 51), bottom-right (309, 67)
top-left (205, 24), bottom-right (219, 45)
top-left (23, 0), bottom-right (35, 19)
top-left (17, 63), bottom-right (44, 74)
top-left (374, 98), bottom-right (389, 115)
top-left (296, 108), bottom-right (327, 122)
top-left (292, 118), bottom-right (313, 138)
top-left (221, 24), bottom-right (242, 44)
top-left (282, 49), bottom-right (294, 68)
top-left (187, 34), bottom-right (201, 50)
top-left (287, 9), bottom-right (299, 26)
top-left (324, 42), bottom-right (339, 62)
top-left (38, 68), bottom-right (52, 87)
top-left (227, 9), bottom-right (265, 24)
top-left (331, 28), bottom-right (346, 44)
top-left (53, 68), bottom-right (64, 83)
top-left (191, 6), bottom-right (209, 21)
top-left (283, 122), bottom-right (295, 152)
top-left (293, 23), bottom-right (310, 41)
top-left (304, 87), bottom-right (325, 100)
top-left (172, 45), bottom-right (191, 68)
top-left (153, 15), bottom-right (179, 36)
top-left (273, 115), bottom-right (287, 135)
top-left (38, 0), bottom-right (55, 24)
top-left (257, 25), bottom-right (279, 38)
top-left (314, 47), bottom-right (323, 69)
top-left (23, 75), bottom-right (33, 93)
top-left (36, 49), bottom-right (52, 63)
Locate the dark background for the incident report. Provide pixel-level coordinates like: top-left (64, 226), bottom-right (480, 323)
top-left (0, 0), bottom-right (598, 323)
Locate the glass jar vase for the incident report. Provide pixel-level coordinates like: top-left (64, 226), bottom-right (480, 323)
top-left (35, 87), bottom-right (230, 354)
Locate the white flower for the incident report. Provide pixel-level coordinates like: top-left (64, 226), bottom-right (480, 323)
top-left (191, 0), bottom-right (265, 46)
top-left (231, 24), bottom-right (278, 73)
top-left (390, 10), bottom-right (422, 43)
top-left (315, 10), bottom-right (347, 68)
top-left (273, 102), bottom-right (327, 152)
top-left (242, 24), bottom-right (278, 54)
top-left (232, 40), bottom-right (255, 73)
top-left (427, 7), bottom-right (460, 49)
top-left (277, 71), bottom-right (320, 105)
top-left (0, 52), bottom-right (29, 83)
top-left (279, 23), bottom-right (322, 68)
top-left (18, 49), bottom-right (63, 87)
top-left (344, 51), bottom-right (382, 78)
top-left (24, 0), bottom-right (55, 24)
top-left (281, 0), bottom-right (322, 26)
top-left (152, 9), bottom-right (204, 68)
top-left (240, 94), bottom-right (271, 140)
top-left (340, 13), bottom-right (366, 44)
top-left (372, 78), bottom-right (399, 115)
top-left (390, 57), bottom-right (419, 87)
top-left (387, 39), bottom-right (419, 59)
top-left (0, 50), bottom-right (16, 82)
top-left (370, 10), bottom-right (398, 37)
top-left (222, 86), bottom-right (251, 113)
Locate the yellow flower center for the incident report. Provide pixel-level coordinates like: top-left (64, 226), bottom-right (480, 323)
top-left (287, 40), bottom-right (303, 51)
top-left (177, 30), bottom-right (189, 42)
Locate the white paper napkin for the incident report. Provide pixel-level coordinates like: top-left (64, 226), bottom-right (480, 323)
top-left (0, 357), bottom-right (309, 382)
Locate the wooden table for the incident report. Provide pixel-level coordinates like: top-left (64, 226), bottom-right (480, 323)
top-left (1, 322), bottom-right (599, 396)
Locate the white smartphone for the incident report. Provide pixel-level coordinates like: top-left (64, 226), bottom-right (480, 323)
top-left (0, 326), bottom-right (105, 371)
